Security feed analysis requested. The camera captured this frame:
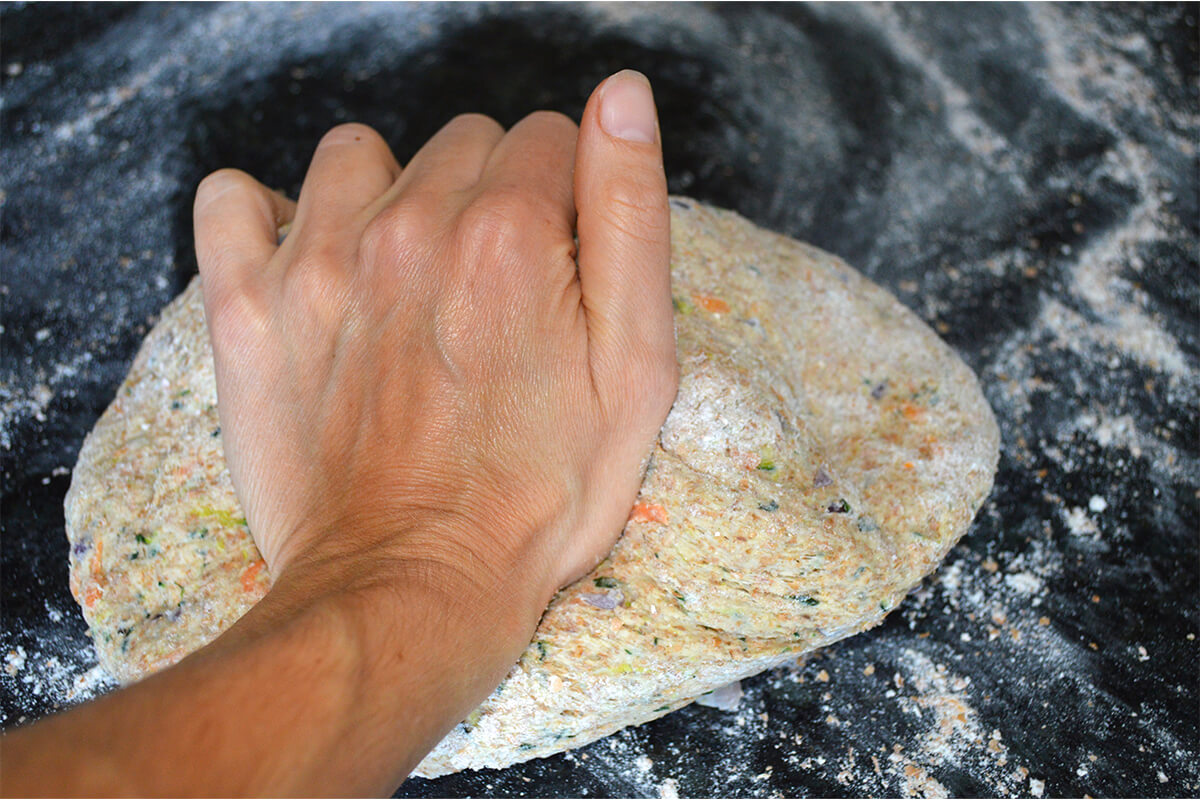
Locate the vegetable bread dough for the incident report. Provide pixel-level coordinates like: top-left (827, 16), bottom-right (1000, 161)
top-left (65, 197), bottom-right (999, 777)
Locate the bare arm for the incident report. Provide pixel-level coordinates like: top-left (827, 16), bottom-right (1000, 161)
top-left (1, 69), bottom-right (675, 796)
top-left (5, 554), bottom-right (536, 794)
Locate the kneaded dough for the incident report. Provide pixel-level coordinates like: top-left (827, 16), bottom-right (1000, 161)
top-left (65, 197), bottom-right (999, 776)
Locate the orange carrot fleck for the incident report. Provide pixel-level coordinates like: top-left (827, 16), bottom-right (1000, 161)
top-left (241, 559), bottom-right (266, 592)
top-left (89, 539), bottom-right (104, 576)
top-left (692, 293), bottom-right (730, 314)
top-left (903, 461), bottom-right (915, 470)
top-left (84, 586), bottom-right (102, 608)
top-left (630, 502), bottom-right (668, 524)
top-left (901, 402), bottom-right (923, 420)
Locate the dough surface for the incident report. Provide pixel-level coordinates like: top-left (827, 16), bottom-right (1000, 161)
top-left (65, 198), bottom-right (999, 776)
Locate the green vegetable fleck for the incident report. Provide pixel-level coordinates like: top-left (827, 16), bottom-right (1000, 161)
top-left (787, 594), bottom-right (820, 606)
top-left (594, 576), bottom-right (619, 589)
top-left (198, 506), bottom-right (248, 528)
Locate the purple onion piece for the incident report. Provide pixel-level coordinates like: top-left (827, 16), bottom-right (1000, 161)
top-left (814, 467), bottom-right (833, 488)
top-left (582, 590), bottom-right (624, 610)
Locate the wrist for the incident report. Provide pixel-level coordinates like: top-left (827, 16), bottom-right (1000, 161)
top-left (201, 517), bottom-right (550, 791)
top-left (282, 503), bottom-right (560, 627)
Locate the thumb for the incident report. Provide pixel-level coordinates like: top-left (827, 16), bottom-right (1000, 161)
top-left (574, 70), bottom-right (675, 408)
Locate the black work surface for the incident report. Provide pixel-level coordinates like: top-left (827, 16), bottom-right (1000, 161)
top-left (2, 3), bottom-right (1197, 797)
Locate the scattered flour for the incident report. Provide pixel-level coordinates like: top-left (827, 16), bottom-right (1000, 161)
top-left (889, 649), bottom-right (1027, 798)
top-left (4, 646), bottom-right (27, 676)
top-left (1064, 506), bottom-right (1100, 538)
top-left (1, 606), bottom-right (116, 728)
top-left (0, 350), bottom-right (95, 449)
top-left (1003, 572), bottom-right (1044, 595)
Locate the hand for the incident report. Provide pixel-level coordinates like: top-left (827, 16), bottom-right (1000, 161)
top-left (193, 70), bottom-right (677, 616)
top-left (2, 71), bottom-right (679, 797)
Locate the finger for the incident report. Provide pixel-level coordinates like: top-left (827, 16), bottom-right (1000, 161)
top-left (292, 123), bottom-right (401, 241)
top-left (574, 71), bottom-right (673, 387)
top-left (384, 113), bottom-right (505, 201)
top-left (475, 110), bottom-right (578, 237)
top-left (194, 168), bottom-right (297, 302)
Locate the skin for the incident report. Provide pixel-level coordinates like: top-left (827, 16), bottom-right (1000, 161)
top-left (1, 69), bottom-right (676, 796)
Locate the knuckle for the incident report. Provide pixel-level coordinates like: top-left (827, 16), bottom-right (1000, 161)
top-left (455, 194), bottom-right (525, 256)
top-left (282, 252), bottom-right (349, 320)
top-left (202, 279), bottom-right (270, 344)
top-left (318, 121), bottom-right (385, 148)
top-left (525, 109), bottom-right (577, 134)
top-left (604, 170), bottom-right (668, 212)
top-left (446, 112), bottom-right (504, 138)
top-left (361, 205), bottom-right (407, 262)
top-left (360, 198), bottom-right (435, 270)
top-left (195, 168), bottom-right (255, 207)
top-left (195, 238), bottom-right (245, 278)
top-left (593, 176), bottom-right (669, 245)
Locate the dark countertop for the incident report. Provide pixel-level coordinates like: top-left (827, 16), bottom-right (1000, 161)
top-left (1, 3), bottom-right (1196, 797)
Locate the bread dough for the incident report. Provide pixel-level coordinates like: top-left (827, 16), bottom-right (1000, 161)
top-left (65, 197), bottom-right (999, 776)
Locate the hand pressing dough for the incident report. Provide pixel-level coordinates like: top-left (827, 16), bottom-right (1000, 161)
top-left (65, 197), bottom-right (999, 777)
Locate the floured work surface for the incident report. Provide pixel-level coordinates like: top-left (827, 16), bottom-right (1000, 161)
top-left (65, 198), bottom-right (999, 777)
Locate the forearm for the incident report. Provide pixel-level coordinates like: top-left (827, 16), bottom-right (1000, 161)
top-left (3, 542), bottom-right (543, 796)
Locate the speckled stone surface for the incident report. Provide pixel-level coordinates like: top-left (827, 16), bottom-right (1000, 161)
top-left (1, 3), bottom-right (1196, 797)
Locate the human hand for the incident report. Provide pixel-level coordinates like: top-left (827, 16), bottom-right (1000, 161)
top-left (0, 72), bottom-right (676, 799)
top-left (193, 70), bottom-right (676, 615)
